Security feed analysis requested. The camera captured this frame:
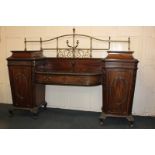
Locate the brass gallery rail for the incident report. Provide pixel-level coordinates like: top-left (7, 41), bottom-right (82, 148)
top-left (24, 28), bottom-right (131, 58)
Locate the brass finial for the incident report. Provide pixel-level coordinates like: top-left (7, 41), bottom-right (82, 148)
top-left (24, 38), bottom-right (27, 51)
top-left (73, 28), bottom-right (75, 34)
top-left (40, 37), bottom-right (42, 51)
top-left (128, 37), bottom-right (130, 51)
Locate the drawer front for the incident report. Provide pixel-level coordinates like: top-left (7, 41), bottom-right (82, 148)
top-left (37, 59), bottom-right (103, 73)
top-left (105, 61), bottom-right (137, 69)
top-left (8, 61), bottom-right (33, 66)
top-left (73, 59), bottom-right (102, 73)
top-left (35, 73), bottom-right (102, 86)
top-left (42, 59), bottom-right (73, 72)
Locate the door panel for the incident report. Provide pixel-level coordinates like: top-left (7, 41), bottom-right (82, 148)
top-left (10, 66), bottom-right (33, 108)
top-left (105, 69), bottom-right (133, 115)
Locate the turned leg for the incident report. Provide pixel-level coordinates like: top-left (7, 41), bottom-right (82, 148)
top-left (127, 115), bottom-right (134, 127)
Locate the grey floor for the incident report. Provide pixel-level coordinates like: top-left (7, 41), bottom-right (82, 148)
top-left (0, 103), bottom-right (155, 129)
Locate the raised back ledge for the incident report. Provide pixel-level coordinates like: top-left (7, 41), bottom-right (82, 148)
top-left (106, 51), bottom-right (136, 60)
top-left (8, 50), bottom-right (44, 59)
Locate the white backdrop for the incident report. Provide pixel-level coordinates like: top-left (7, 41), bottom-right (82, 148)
top-left (0, 26), bottom-right (155, 116)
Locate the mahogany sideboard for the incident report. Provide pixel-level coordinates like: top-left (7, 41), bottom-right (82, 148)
top-left (7, 50), bottom-right (138, 126)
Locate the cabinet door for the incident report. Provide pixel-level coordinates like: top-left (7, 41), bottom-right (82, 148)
top-left (9, 66), bottom-right (33, 108)
top-left (104, 69), bottom-right (134, 115)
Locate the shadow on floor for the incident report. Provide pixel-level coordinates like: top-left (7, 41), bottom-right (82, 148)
top-left (0, 103), bottom-right (155, 129)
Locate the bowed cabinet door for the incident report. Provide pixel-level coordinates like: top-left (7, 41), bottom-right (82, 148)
top-left (103, 68), bottom-right (135, 116)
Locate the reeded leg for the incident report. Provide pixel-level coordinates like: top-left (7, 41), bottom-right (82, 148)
top-left (127, 115), bottom-right (134, 128)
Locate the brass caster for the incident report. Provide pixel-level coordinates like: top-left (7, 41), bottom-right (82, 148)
top-left (30, 108), bottom-right (39, 119)
top-left (31, 112), bottom-right (39, 120)
top-left (127, 115), bottom-right (134, 128)
top-left (99, 112), bottom-right (106, 126)
top-left (99, 119), bottom-right (104, 126)
top-left (129, 121), bottom-right (134, 128)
